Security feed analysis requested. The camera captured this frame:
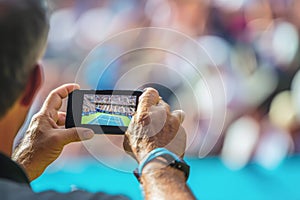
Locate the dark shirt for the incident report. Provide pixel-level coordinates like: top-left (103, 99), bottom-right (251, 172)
top-left (0, 153), bottom-right (129, 200)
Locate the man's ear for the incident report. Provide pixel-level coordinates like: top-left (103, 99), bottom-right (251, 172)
top-left (21, 64), bottom-right (43, 106)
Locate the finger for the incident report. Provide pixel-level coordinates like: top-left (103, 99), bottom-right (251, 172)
top-left (42, 83), bottom-right (80, 113)
top-left (123, 134), bottom-right (136, 160)
top-left (57, 112), bottom-right (66, 126)
top-left (138, 88), bottom-right (160, 110)
top-left (58, 127), bottom-right (94, 146)
top-left (157, 99), bottom-right (171, 113)
top-left (165, 126), bottom-right (187, 158)
top-left (171, 110), bottom-right (185, 124)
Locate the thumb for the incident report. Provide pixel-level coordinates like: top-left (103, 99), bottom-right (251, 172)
top-left (58, 127), bottom-right (94, 146)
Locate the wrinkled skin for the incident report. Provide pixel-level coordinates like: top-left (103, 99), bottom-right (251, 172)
top-left (123, 88), bottom-right (186, 162)
top-left (12, 84), bottom-right (94, 181)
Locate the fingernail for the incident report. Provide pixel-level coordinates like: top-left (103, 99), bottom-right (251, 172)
top-left (180, 111), bottom-right (185, 122)
top-left (82, 130), bottom-right (94, 139)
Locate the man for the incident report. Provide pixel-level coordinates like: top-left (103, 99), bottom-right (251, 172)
top-left (0, 0), bottom-right (195, 199)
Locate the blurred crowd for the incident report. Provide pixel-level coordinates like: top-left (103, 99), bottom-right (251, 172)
top-left (18, 0), bottom-right (300, 170)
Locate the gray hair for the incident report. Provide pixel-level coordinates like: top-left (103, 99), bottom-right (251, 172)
top-left (0, 0), bottom-right (49, 118)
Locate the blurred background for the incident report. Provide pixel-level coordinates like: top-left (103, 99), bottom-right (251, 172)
top-left (17, 0), bottom-right (300, 199)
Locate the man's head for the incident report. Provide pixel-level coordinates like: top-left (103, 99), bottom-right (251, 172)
top-left (0, 0), bottom-right (49, 118)
top-left (0, 0), bottom-right (49, 155)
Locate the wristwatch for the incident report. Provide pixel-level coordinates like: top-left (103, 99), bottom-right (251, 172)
top-left (134, 148), bottom-right (190, 182)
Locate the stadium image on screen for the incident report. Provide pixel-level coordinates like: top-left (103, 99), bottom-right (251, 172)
top-left (81, 94), bottom-right (136, 127)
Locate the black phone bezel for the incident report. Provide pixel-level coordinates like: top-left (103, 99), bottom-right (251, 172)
top-left (65, 89), bottom-right (143, 134)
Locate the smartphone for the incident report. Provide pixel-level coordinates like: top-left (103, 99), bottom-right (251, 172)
top-left (65, 90), bottom-right (143, 134)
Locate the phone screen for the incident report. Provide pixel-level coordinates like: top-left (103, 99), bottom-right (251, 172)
top-left (81, 94), bottom-right (137, 127)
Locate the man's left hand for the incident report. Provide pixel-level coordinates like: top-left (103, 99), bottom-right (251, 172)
top-left (12, 84), bottom-right (94, 181)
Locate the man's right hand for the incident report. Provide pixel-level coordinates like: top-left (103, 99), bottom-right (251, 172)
top-left (123, 87), bottom-right (187, 162)
top-left (123, 88), bottom-right (195, 200)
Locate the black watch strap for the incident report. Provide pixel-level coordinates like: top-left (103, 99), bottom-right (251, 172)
top-left (133, 148), bottom-right (190, 182)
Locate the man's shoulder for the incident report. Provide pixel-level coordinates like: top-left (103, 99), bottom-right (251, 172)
top-left (0, 152), bottom-right (30, 184)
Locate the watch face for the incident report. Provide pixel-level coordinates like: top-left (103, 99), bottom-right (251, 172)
top-left (169, 159), bottom-right (190, 181)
